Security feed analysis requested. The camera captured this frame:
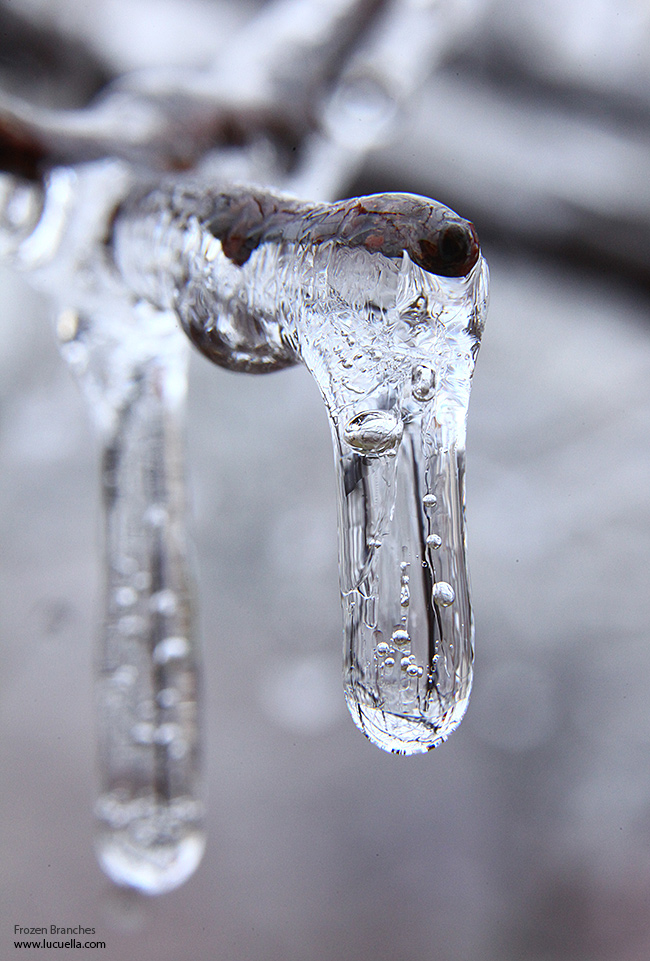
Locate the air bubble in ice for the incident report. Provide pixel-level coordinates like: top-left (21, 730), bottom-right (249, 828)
top-left (411, 364), bottom-right (436, 401)
top-left (115, 586), bottom-right (138, 608)
top-left (432, 582), bottom-right (455, 607)
top-left (426, 533), bottom-right (442, 550)
top-left (153, 636), bottom-right (190, 664)
top-left (343, 410), bottom-right (403, 455)
top-left (115, 556), bottom-right (138, 576)
top-left (149, 589), bottom-right (177, 615)
top-left (391, 629), bottom-right (410, 647)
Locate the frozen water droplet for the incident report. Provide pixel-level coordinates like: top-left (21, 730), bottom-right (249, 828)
top-left (95, 793), bottom-right (205, 896)
top-left (343, 410), bottom-right (403, 455)
top-left (423, 493), bottom-right (437, 511)
top-left (426, 533), bottom-right (442, 550)
top-left (384, 657), bottom-right (395, 668)
top-left (412, 364), bottom-right (436, 401)
top-left (432, 582), bottom-right (455, 607)
top-left (406, 663), bottom-right (421, 677)
top-left (376, 641), bottom-right (390, 657)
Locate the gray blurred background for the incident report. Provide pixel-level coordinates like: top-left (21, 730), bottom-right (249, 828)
top-left (2, 1), bottom-right (650, 959)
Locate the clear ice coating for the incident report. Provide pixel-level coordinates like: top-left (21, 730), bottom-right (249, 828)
top-left (115, 186), bottom-right (489, 755)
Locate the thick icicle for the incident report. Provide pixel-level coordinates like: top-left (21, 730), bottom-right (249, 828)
top-left (286, 241), bottom-right (488, 753)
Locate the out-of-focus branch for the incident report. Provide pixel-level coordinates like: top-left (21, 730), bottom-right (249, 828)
top-left (0, 3), bottom-right (111, 107)
top-left (0, 0), bottom-right (391, 179)
top-left (0, 0), bottom-right (483, 201)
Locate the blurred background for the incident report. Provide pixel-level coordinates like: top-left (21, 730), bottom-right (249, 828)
top-left (1, 1), bottom-right (650, 959)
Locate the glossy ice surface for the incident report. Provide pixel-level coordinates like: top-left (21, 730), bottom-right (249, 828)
top-left (117, 184), bottom-right (489, 754)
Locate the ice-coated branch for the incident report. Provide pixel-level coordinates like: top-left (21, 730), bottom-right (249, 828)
top-left (0, 155), bottom-right (488, 765)
top-left (109, 175), bottom-right (490, 754)
top-left (111, 180), bottom-right (480, 371)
